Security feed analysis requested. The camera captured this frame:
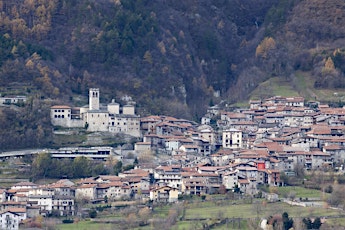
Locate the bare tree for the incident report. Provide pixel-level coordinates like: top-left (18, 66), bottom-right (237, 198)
top-left (328, 184), bottom-right (345, 209)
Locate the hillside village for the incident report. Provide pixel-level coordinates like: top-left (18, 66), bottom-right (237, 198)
top-left (2, 90), bottom-right (345, 228)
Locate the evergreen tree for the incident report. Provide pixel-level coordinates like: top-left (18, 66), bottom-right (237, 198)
top-left (312, 217), bottom-right (322, 229)
top-left (282, 212), bottom-right (293, 230)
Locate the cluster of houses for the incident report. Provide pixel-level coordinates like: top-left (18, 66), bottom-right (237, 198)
top-left (0, 180), bottom-right (75, 229)
top-left (0, 93), bottom-right (332, 228)
top-left (133, 96), bottom-right (345, 199)
top-left (49, 92), bottom-right (345, 197)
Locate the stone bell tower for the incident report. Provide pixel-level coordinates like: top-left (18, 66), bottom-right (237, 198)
top-left (89, 88), bottom-right (100, 110)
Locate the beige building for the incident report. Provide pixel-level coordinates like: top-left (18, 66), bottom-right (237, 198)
top-left (51, 88), bottom-right (140, 137)
top-left (222, 128), bottom-right (242, 149)
top-left (75, 184), bottom-right (98, 201)
top-left (150, 186), bottom-right (179, 203)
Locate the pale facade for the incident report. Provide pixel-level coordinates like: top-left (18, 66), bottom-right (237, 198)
top-left (75, 184), bottom-right (97, 201)
top-left (165, 139), bottom-right (181, 151)
top-left (149, 186), bottom-right (179, 203)
top-left (51, 88), bottom-right (140, 137)
top-left (222, 171), bottom-right (238, 190)
top-left (106, 183), bottom-right (132, 201)
top-left (222, 129), bottom-right (242, 149)
top-left (86, 111), bottom-right (109, 132)
top-left (198, 126), bottom-right (216, 145)
top-left (28, 195), bottom-right (53, 215)
top-left (0, 210), bottom-right (26, 230)
top-left (154, 166), bottom-right (182, 189)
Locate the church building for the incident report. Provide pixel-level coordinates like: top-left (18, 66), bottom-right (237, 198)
top-left (51, 88), bottom-right (140, 137)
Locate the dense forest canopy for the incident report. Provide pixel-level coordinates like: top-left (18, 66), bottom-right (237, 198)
top-left (1, 0), bottom-right (345, 150)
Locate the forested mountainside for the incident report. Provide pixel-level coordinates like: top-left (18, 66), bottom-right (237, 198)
top-left (1, 0), bottom-right (345, 150)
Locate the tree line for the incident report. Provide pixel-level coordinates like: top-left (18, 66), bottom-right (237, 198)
top-left (28, 152), bottom-right (135, 181)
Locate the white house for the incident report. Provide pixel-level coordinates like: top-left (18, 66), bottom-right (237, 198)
top-left (28, 195), bottom-right (53, 216)
top-left (0, 209), bottom-right (26, 230)
top-left (154, 165), bottom-right (182, 189)
top-left (222, 171), bottom-right (238, 190)
top-left (222, 129), bottom-right (242, 149)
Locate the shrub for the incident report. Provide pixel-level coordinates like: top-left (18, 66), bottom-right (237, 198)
top-left (62, 219), bottom-right (74, 224)
top-left (89, 209), bottom-right (97, 218)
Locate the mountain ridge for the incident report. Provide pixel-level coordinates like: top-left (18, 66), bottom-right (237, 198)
top-left (1, 0), bottom-right (345, 150)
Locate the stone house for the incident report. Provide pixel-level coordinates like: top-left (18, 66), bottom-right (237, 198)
top-left (75, 184), bottom-right (98, 201)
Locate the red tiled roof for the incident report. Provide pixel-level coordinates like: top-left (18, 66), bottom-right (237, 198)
top-left (51, 105), bottom-right (71, 109)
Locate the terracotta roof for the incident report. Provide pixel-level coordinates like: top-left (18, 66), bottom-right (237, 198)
top-left (12, 182), bottom-right (37, 187)
top-left (238, 179), bottom-right (249, 184)
top-left (5, 208), bottom-right (26, 213)
top-left (135, 142), bottom-right (151, 145)
top-left (51, 105), bottom-right (71, 109)
top-left (310, 151), bottom-right (330, 156)
top-left (96, 175), bottom-right (121, 181)
top-left (2, 201), bottom-right (26, 205)
top-left (97, 184), bottom-right (110, 189)
top-left (323, 145), bottom-right (342, 150)
top-left (108, 181), bottom-right (126, 187)
top-left (77, 184), bottom-right (97, 189)
top-left (198, 166), bottom-right (228, 172)
top-left (269, 158), bottom-right (281, 163)
top-left (236, 166), bottom-right (258, 171)
top-left (150, 185), bottom-right (177, 192)
top-left (190, 172), bottom-right (219, 177)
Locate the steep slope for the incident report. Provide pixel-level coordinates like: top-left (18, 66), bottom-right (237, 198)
top-left (0, 0), bottom-right (277, 118)
top-left (1, 0), bottom-right (345, 150)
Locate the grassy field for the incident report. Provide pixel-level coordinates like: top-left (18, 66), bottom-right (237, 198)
top-left (248, 71), bottom-right (345, 104)
top-left (184, 201), bottom-right (338, 220)
top-left (57, 197), bottom-right (344, 230)
top-left (249, 76), bottom-right (300, 100)
top-left (275, 186), bottom-right (325, 199)
top-left (57, 221), bottom-right (113, 230)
